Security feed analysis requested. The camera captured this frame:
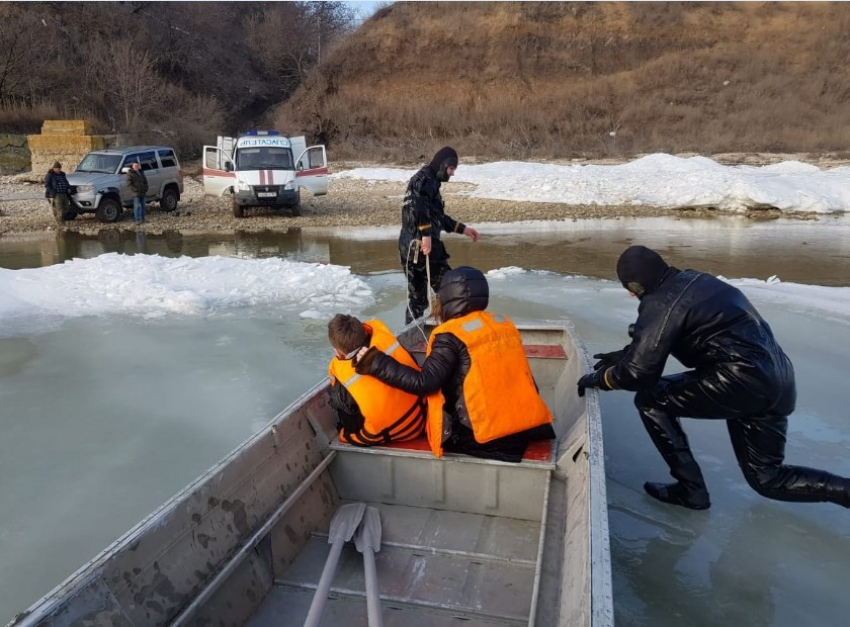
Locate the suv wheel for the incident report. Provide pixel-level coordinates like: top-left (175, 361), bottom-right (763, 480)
top-left (96, 197), bottom-right (122, 223)
top-left (233, 198), bottom-right (244, 218)
top-left (62, 211), bottom-right (77, 221)
top-left (159, 187), bottom-right (179, 212)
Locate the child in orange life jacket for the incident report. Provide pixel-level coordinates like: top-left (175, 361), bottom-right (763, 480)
top-left (354, 267), bottom-right (555, 462)
top-left (327, 314), bottom-right (426, 446)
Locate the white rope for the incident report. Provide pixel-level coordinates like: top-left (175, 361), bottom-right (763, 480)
top-left (404, 239), bottom-right (429, 342)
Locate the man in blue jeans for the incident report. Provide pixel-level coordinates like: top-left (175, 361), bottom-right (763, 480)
top-left (127, 162), bottom-right (149, 225)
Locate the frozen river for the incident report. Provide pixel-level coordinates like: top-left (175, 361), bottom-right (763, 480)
top-left (1, 216), bottom-right (850, 626)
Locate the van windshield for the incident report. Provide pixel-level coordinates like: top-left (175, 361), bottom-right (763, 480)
top-left (76, 153), bottom-right (123, 174)
top-left (235, 147), bottom-right (294, 171)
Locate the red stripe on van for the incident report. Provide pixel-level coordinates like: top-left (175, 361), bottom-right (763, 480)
top-left (202, 168), bottom-right (235, 178)
top-left (296, 167), bottom-right (329, 177)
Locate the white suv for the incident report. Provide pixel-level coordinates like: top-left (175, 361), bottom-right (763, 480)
top-left (66, 146), bottom-right (184, 223)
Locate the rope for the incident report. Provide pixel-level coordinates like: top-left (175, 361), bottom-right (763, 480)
top-left (404, 239), bottom-right (429, 342)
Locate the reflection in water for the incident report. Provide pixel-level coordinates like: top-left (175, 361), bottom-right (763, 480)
top-left (134, 230), bottom-right (147, 255)
top-left (1, 218), bottom-right (848, 286)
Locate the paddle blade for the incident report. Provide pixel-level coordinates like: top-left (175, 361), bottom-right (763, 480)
top-left (354, 506), bottom-right (382, 553)
top-left (328, 502), bottom-right (366, 544)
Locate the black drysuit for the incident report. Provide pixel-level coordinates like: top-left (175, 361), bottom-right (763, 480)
top-left (605, 250), bottom-right (850, 508)
top-left (398, 148), bottom-right (467, 324)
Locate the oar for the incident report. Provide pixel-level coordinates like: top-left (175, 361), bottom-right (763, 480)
top-left (354, 506), bottom-right (384, 627)
top-left (303, 502), bottom-right (367, 627)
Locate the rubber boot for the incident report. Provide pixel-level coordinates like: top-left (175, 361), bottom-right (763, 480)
top-left (644, 481), bottom-right (711, 510)
top-left (638, 406), bottom-right (712, 508)
top-left (826, 476), bottom-right (850, 509)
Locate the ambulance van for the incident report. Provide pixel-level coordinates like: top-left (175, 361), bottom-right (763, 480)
top-left (202, 131), bottom-right (327, 217)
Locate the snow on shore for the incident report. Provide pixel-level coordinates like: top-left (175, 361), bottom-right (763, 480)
top-left (333, 153), bottom-right (850, 214)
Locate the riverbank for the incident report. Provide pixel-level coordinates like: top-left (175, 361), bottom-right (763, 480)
top-left (4, 153), bottom-right (843, 237)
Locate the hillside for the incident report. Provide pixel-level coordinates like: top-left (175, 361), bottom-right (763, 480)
top-left (0, 2), bottom-right (353, 156)
top-left (275, 1), bottom-right (850, 161)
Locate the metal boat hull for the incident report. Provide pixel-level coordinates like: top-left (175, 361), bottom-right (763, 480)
top-left (9, 321), bottom-right (612, 627)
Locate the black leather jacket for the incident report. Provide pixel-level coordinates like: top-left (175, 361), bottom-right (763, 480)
top-left (608, 268), bottom-right (796, 414)
top-left (366, 266), bottom-right (488, 427)
top-left (398, 165), bottom-right (465, 262)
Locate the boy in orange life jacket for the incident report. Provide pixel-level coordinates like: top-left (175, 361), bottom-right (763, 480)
top-left (354, 267), bottom-right (555, 462)
top-left (327, 314), bottom-right (426, 446)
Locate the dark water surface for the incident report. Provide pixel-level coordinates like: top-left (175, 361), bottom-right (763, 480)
top-left (2, 215), bottom-right (850, 285)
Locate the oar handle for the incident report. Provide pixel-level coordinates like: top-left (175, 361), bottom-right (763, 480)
top-left (303, 539), bottom-right (345, 627)
top-left (362, 547), bottom-right (384, 627)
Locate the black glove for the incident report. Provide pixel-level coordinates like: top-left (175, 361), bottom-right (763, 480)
top-left (577, 370), bottom-right (610, 397)
top-left (353, 346), bottom-right (380, 374)
top-left (592, 348), bottom-right (625, 371)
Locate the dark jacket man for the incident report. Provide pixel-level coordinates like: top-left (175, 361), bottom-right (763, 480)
top-left (127, 164), bottom-right (149, 197)
top-left (44, 162), bottom-right (72, 222)
top-left (579, 245), bottom-right (850, 510)
top-left (44, 162), bottom-right (71, 199)
top-left (399, 147), bottom-right (479, 324)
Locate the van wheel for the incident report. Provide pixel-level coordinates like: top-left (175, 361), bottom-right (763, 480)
top-left (160, 187), bottom-right (179, 212)
top-left (232, 199), bottom-right (244, 218)
top-left (96, 198), bottom-right (122, 223)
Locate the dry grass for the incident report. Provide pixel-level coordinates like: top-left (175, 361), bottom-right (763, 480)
top-left (0, 102), bottom-right (65, 134)
top-left (275, 1), bottom-right (850, 161)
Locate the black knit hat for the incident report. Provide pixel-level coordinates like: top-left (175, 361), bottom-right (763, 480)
top-left (616, 246), bottom-right (670, 297)
top-left (429, 146), bottom-right (458, 182)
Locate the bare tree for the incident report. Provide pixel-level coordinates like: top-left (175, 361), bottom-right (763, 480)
top-left (88, 37), bottom-right (162, 131)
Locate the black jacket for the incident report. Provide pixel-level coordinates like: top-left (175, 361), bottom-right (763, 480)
top-left (366, 267), bottom-right (486, 428)
top-left (127, 169), bottom-right (149, 197)
top-left (398, 165), bottom-right (465, 262)
top-left (44, 170), bottom-right (71, 198)
top-left (608, 268), bottom-right (796, 414)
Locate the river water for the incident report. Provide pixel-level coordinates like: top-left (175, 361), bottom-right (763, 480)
top-left (1, 216), bottom-right (849, 626)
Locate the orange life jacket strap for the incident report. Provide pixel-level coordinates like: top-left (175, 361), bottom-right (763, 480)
top-left (342, 397), bottom-right (426, 446)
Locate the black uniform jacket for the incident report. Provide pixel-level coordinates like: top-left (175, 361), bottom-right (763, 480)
top-left (608, 268), bottom-right (796, 415)
top-left (398, 165), bottom-right (465, 262)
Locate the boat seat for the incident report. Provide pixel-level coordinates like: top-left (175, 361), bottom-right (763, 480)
top-left (409, 341), bottom-right (568, 360)
top-left (329, 433), bottom-right (556, 467)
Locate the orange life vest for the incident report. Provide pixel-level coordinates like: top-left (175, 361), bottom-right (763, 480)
top-left (329, 320), bottom-right (425, 446)
top-left (425, 310), bottom-right (553, 457)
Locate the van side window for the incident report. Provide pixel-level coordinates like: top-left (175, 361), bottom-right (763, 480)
top-left (158, 150), bottom-right (177, 168)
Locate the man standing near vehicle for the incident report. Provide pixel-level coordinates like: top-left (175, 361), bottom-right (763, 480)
top-left (399, 146), bottom-right (479, 324)
top-left (578, 245), bottom-right (850, 511)
top-left (44, 161), bottom-right (72, 224)
top-left (127, 161), bottom-right (149, 225)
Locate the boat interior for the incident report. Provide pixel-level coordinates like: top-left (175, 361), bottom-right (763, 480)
top-left (10, 324), bottom-right (610, 627)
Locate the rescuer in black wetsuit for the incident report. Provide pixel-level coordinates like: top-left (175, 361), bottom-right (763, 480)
top-left (579, 245), bottom-right (850, 510)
